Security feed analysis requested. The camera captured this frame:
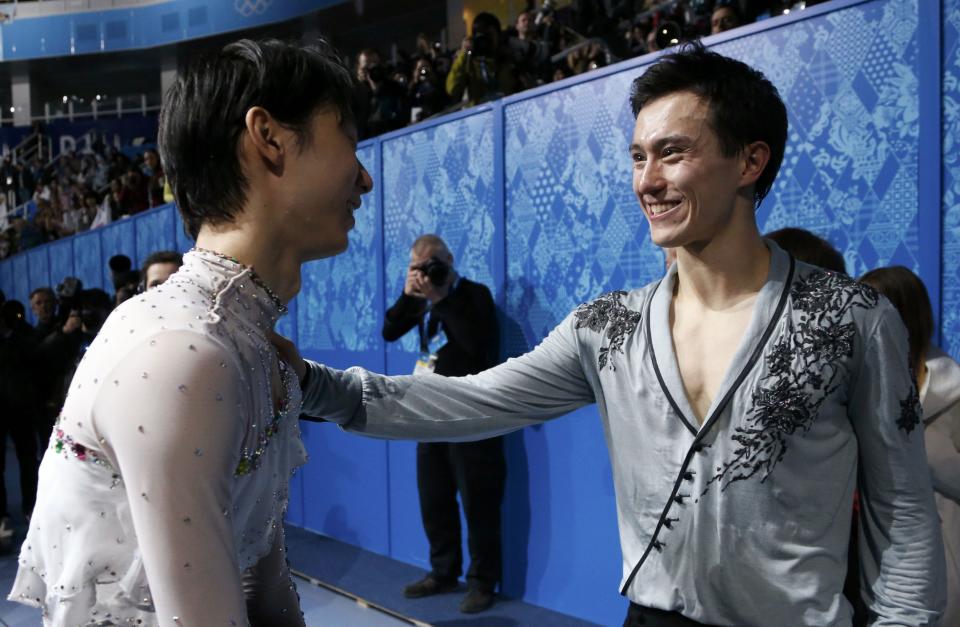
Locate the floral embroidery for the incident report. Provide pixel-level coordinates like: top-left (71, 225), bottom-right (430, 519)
top-left (897, 384), bottom-right (921, 434)
top-left (574, 291), bottom-right (642, 371)
top-left (52, 425), bottom-right (114, 471)
top-left (705, 270), bottom-right (880, 493)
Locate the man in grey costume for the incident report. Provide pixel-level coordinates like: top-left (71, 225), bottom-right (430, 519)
top-left (281, 43), bottom-right (946, 626)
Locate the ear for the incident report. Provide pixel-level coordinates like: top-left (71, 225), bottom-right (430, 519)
top-left (738, 140), bottom-right (771, 189)
top-left (243, 106), bottom-right (285, 176)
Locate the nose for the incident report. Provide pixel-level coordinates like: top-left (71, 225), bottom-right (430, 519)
top-left (634, 158), bottom-right (665, 198)
top-left (357, 157), bottom-right (373, 194)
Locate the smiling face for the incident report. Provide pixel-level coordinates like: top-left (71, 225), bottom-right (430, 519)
top-left (278, 108), bottom-right (373, 260)
top-left (631, 91), bottom-right (747, 250)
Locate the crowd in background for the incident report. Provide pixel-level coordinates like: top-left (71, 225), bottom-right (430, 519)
top-left (0, 249), bottom-right (182, 541)
top-left (351, 0), bottom-right (824, 138)
top-left (0, 142), bottom-right (168, 260)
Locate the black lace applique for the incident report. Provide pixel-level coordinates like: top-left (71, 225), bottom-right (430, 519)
top-left (574, 291), bottom-right (642, 371)
top-left (704, 271), bottom-right (879, 493)
top-left (897, 384), bottom-right (921, 434)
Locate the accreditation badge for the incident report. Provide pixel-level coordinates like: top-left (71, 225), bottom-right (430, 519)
top-left (413, 352), bottom-right (438, 376)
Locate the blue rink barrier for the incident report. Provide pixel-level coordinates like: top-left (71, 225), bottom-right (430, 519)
top-left (2, 0), bottom-right (958, 622)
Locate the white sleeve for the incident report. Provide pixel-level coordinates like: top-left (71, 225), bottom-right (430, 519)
top-left (93, 331), bottom-right (251, 627)
top-left (300, 312), bottom-right (596, 441)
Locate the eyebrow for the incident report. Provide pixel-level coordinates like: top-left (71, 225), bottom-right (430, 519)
top-left (629, 134), bottom-right (694, 154)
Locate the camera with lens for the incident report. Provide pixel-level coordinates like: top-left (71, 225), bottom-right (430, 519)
top-left (366, 64), bottom-right (388, 84)
top-left (414, 256), bottom-right (451, 287)
top-left (56, 276), bottom-right (83, 317)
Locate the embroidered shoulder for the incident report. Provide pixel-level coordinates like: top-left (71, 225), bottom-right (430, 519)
top-left (573, 291), bottom-right (642, 371)
top-left (704, 268), bottom-right (878, 494)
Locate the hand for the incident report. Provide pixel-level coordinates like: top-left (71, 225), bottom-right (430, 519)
top-left (414, 273), bottom-right (450, 305)
top-left (270, 331), bottom-right (306, 385)
top-left (62, 311), bottom-right (81, 334)
top-left (403, 267), bottom-right (425, 298)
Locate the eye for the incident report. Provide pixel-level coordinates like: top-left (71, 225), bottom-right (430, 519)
top-left (631, 152), bottom-right (646, 164)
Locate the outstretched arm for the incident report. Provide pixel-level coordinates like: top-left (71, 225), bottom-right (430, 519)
top-left (298, 312), bottom-right (596, 441)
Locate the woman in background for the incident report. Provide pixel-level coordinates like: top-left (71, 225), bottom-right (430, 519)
top-left (860, 266), bottom-right (960, 626)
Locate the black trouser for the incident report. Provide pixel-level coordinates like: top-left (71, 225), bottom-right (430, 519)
top-left (623, 603), bottom-right (709, 626)
top-left (0, 402), bottom-right (39, 519)
top-left (416, 437), bottom-right (505, 590)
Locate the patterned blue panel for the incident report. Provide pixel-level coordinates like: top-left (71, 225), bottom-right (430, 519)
top-left (943, 0), bottom-right (960, 359)
top-left (298, 144), bottom-right (381, 352)
top-left (100, 219), bottom-right (136, 291)
top-left (135, 206), bottom-right (176, 266)
top-left (74, 231), bottom-right (105, 291)
top-left (27, 248), bottom-right (50, 293)
top-left (716, 0), bottom-right (920, 277)
top-left (504, 74), bottom-right (664, 350)
top-left (47, 240), bottom-right (74, 292)
top-left (382, 112), bottom-right (498, 354)
top-left (11, 254), bottom-right (29, 307)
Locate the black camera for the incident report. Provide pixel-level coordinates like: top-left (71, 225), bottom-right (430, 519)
top-left (56, 276), bottom-right (83, 312)
top-left (366, 64), bottom-right (388, 84)
top-left (415, 256), bottom-right (451, 287)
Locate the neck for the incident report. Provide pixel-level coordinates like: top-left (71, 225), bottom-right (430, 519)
top-left (195, 222), bottom-right (302, 304)
top-left (673, 216), bottom-right (770, 311)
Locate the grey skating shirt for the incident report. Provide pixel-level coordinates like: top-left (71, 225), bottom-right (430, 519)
top-left (301, 242), bottom-right (946, 626)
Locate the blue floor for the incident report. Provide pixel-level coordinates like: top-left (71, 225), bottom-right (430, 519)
top-left (0, 443), bottom-right (598, 626)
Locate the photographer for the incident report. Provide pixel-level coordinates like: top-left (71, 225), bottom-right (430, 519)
top-left (446, 12), bottom-right (518, 106)
top-left (409, 56), bottom-right (449, 123)
top-left (382, 235), bottom-right (504, 614)
top-left (355, 48), bottom-right (408, 138)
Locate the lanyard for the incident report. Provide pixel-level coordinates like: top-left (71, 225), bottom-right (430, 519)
top-left (416, 277), bottom-right (460, 353)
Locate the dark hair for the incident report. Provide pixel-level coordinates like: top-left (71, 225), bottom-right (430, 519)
top-left (159, 38), bottom-right (356, 239)
top-left (142, 250), bottom-right (183, 277)
top-left (472, 12), bottom-right (502, 34)
top-left (30, 286), bottom-right (56, 300)
top-left (766, 227), bottom-right (846, 274)
top-left (859, 266), bottom-right (934, 376)
top-left (630, 41), bottom-right (787, 207)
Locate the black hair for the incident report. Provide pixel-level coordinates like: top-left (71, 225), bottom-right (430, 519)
top-left (630, 41), bottom-right (787, 207)
top-left (472, 12), bottom-right (502, 34)
top-left (159, 38), bottom-right (356, 239)
top-left (141, 250), bottom-right (184, 277)
top-left (766, 227), bottom-right (846, 274)
top-left (29, 286), bottom-right (56, 300)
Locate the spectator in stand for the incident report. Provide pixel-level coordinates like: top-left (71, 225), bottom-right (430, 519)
top-left (141, 250), bottom-right (183, 290)
top-left (355, 48), bottom-right (408, 138)
top-left (506, 10), bottom-right (551, 89)
top-left (409, 57), bottom-right (449, 123)
top-left (121, 166), bottom-right (149, 215)
top-left (142, 149), bottom-right (166, 208)
top-left (29, 287), bottom-right (58, 341)
top-left (712, 1), bottom-right (743, 34)
top-left (103, 178), bottom-right (125, 221)
top-left (446, 12), bottom-right (518, 107)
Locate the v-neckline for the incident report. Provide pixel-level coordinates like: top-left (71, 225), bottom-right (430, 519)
top-left (646, 242), bottom-right (796, 437)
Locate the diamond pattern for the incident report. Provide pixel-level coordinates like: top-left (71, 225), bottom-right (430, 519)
top-left (942, 0), bottom-right (960, 359)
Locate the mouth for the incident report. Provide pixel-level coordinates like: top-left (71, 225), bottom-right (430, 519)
top-left (644, 199), bottom-right (683, 219)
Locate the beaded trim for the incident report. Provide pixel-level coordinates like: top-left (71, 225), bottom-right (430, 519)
top-left (191, 247), bottom-right (288, 314)
top-left (235, 360), bottom-right (293, 477)
top-left (51, 426), bottom-right (115, 471)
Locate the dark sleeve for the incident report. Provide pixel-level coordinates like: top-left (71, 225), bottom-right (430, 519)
top-left (431, 281), bottom-right (497, 364)
top-left (382, 293), bottom-right (427, 342)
